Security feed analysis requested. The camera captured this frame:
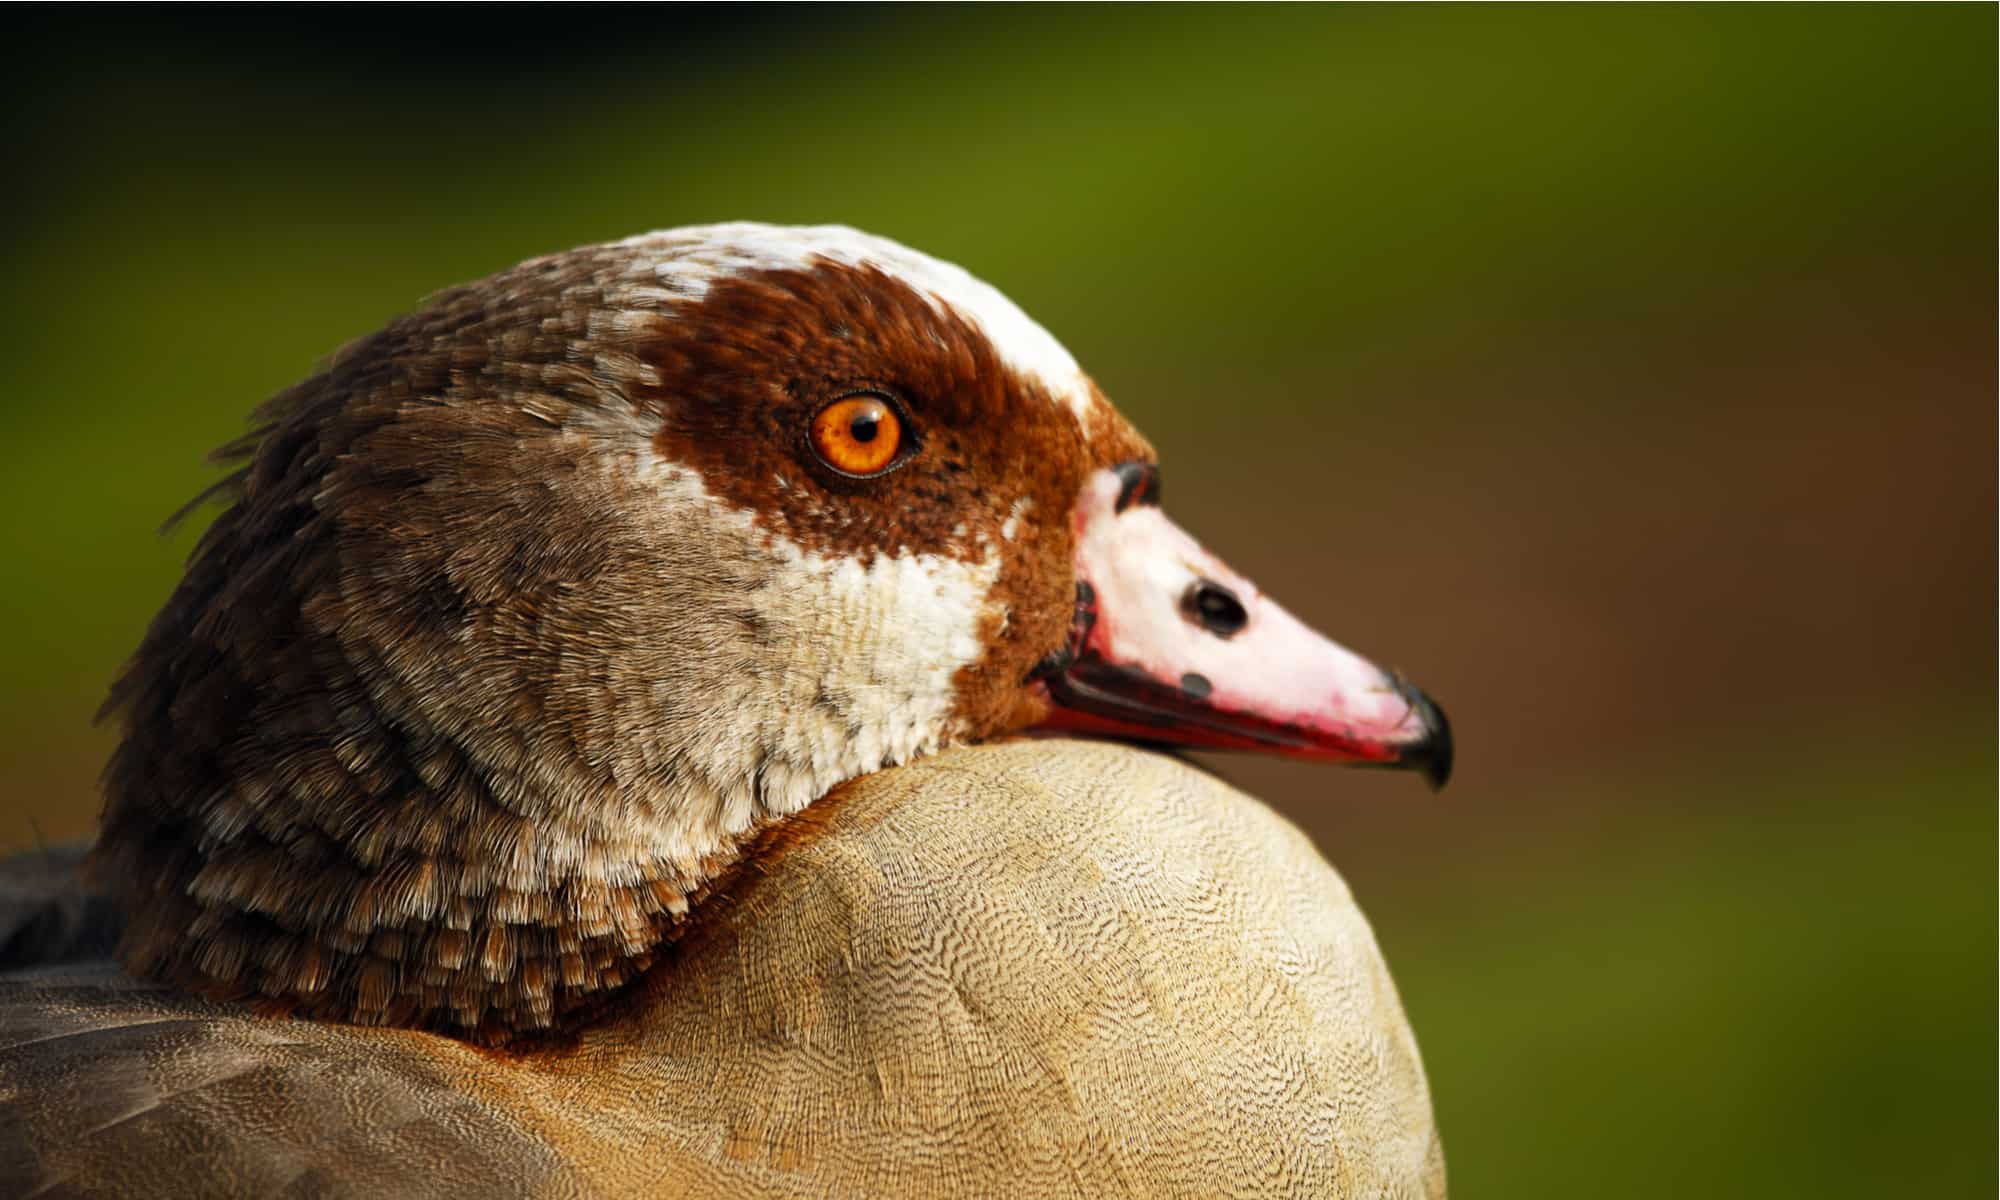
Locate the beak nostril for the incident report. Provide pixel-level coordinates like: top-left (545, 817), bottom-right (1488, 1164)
top-left (1181, 580), bottom-right (1248, 640)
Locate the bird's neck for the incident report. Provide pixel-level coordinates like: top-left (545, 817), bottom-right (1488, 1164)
top-left (88, 601), bottom-right (791, 1043)
top-left (84, 427), bottom-right (918, 1041)
top-left (91, 757), bottom-right (773, 1043)
top-left (86, 394), bottom-right (975, 1042)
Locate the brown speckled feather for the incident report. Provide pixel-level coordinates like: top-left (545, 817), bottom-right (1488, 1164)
top-left (1, 741), bottom-right (1442, 1198)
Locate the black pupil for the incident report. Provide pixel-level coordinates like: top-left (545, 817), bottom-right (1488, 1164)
top-left (1185, 580), bottom-right (1248, 638)
top-left (849, 412), bottom-right (879, 443)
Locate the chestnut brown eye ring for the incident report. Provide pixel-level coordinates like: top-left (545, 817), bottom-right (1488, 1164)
top-left (811, 393), bottom-right (906, 477)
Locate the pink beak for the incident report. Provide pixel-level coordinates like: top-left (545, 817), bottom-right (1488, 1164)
top-left (1028, 463), bottom-right (1452, 789)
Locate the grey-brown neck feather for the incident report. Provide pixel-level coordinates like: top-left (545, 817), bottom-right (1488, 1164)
top-left (86, 249), bottom-right (864, 1041)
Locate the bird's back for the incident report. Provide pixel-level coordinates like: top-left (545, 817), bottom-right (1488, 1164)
top-left (0, 740), bottom-right (1442, 1198)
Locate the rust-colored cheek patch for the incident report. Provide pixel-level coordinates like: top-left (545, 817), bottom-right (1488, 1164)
top-left (633, 261), bottom-right (1153, 740)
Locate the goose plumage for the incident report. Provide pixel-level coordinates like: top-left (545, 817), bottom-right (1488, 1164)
top-left (0, 225), bottom-right (1449, 1198)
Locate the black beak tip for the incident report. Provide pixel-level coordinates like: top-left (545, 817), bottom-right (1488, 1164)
top-left (1405, 690), bottom-right (1454, 792)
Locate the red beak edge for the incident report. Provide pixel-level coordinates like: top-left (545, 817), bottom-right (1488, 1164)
top-left (1028, 463), bottom-right (1453, 790)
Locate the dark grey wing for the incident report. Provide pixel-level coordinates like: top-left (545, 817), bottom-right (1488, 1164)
top-left (0, 968), bottom-right (582, 1199)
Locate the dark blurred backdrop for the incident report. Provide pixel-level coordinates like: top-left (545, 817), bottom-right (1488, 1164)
top-left (5, 7), bottom-right (1994, 1196)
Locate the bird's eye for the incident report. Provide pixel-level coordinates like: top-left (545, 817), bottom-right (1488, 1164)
top-left (810, 394), bottom-right (905, 477)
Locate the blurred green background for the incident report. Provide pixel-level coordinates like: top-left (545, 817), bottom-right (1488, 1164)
top-left (5, 6), bottom-right (1993, 1195)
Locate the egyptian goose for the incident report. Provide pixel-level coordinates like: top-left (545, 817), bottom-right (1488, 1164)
top-left (0, 225), bottom-right (1450, 1198)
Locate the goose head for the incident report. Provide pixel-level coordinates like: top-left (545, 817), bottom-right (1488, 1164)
top-left (90, 224), bottom-right (1449, 1040)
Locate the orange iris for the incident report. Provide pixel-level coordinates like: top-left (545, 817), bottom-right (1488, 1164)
top-left (811, 395), bottom-right (903, 477)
